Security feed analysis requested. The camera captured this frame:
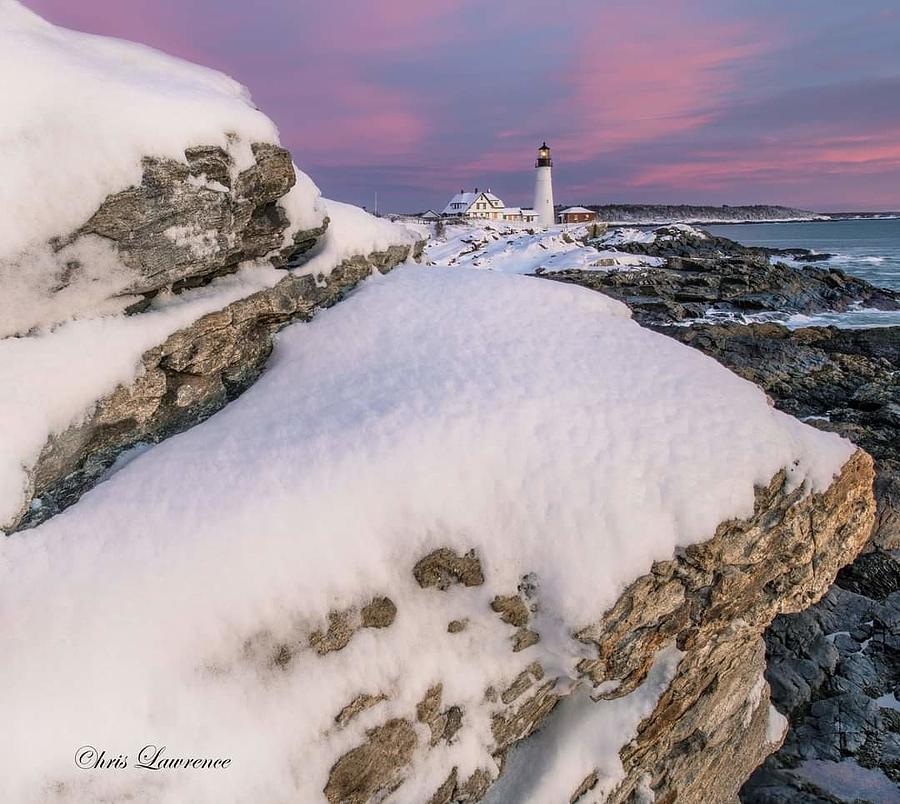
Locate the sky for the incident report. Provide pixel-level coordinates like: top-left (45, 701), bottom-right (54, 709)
top-left (25, 0), bottom-right (900, 213)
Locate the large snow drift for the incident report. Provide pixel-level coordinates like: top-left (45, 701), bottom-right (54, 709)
top-left (0, 267), bottom-right (853, 802)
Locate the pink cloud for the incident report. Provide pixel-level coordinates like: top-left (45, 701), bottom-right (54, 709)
top-left (551, 4), bottom-right (766, 161)
top-left (307, 2), bottom-right (470, 55)
top-left (629, 129), bottom-right (900, 194)
top-left (280, 73), bottom-right (428, 165)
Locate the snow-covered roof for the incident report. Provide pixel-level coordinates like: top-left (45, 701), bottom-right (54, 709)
top-left (561, 206), bottom-right (594, 215)
top-left (502, 207), bottom-right (522, 216)
top-left (441, 192), bottom-right (478, 215)
top-left (442, 190), bottom-right (505, 215)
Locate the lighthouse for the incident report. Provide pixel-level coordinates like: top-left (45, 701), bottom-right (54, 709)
top-left (533, 142), bottom-right (555, 228)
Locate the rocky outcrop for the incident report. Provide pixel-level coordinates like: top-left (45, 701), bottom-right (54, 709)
top-left (547, 258), bottom-right (898, 327)
top-left (318, 452), bottom-right (874, 803)
top-left (65, 142), bottom-right (325, 296)
top-left (5, 141), bottom-right (329, 338)
top-left (653, 322), bottom-right (900, 801)
top-left (13, 240), bottom-right (422, 533)
top-left (540, 226), bottom-right (899, 326)
top-left (582, 452), bottom-right (874, 803)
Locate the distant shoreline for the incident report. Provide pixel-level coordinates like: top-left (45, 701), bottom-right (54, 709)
top-left (603, 215), bottom-right (900, 227)
top-left (574, 204), bottom-right (899, 227)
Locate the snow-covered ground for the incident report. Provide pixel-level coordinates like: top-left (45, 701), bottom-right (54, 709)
top-left (597, 223), bottom-right (707, 247)
top-left (0, 266), bottom-right (854, 802)
top-left (425, 220), bottom-right (665, 274)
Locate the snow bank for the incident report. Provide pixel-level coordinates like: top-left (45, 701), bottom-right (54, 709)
top-left (0, 0), bottom-right (276, 261)
top-left (599, 227), bottom-right (658, 247)
top-left (596, 224), bottom-right (710, 248)
top-left (658, 223), bottom-right (709, 240)
top-left (279, 164), bottom-right (328, 242)
top-left (296, 200), bottom-right (421, 277)
top-left (426, 224), bottom-right (662, 274)
top-left (0, 267), bottom-right (854, 801)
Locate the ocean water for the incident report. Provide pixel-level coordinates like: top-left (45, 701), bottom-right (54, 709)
top-left (706, 218), bottom-right (900, 328)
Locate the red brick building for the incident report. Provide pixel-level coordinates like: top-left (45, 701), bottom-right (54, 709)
top-left (558, 206), bottom-right (597, 224)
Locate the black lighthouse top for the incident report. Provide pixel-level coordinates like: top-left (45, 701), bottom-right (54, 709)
top-left (535, 142), bottom-right (552, 168)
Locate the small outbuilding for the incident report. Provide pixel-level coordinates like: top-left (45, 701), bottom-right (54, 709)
top-left (559, 206), bottom-right (597, 224)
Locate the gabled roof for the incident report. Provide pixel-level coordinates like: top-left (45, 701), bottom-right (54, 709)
top-left (561, 206), bottom-right (594, 214)
top-left (442, 190), bottom-right (505, 216)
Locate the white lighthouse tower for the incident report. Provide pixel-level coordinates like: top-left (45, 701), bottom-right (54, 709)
top-left (533, 142), bottom-right (555, 228)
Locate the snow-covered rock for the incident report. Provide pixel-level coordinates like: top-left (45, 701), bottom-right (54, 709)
top-left (0, 3), bottom-right (422, 530)
top-left (0, 267), bottom-right (875, 803)
top-left (0, 0), bottom-right (328, 336)
top-left (1, 196), bottom-right (422, 533)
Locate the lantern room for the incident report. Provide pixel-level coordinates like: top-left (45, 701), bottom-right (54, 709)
top-left (535, 142), bottom-right (552, 168)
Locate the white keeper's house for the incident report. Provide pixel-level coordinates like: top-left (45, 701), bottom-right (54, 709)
top-left (441, 189), bottom-right (537, 223)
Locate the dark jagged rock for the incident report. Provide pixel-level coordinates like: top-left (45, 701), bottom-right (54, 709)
top-left (544, 227), bottom-right (899, 326)
top-left (837, 552), bottom-right (900, 601)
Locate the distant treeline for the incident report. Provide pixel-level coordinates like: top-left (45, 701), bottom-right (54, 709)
top-left (574, 204), bottom-right (822, 223)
